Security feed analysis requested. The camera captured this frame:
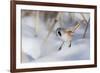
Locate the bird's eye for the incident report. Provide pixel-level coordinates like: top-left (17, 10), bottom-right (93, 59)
top-left (58, 31), bottom-right (62, 36)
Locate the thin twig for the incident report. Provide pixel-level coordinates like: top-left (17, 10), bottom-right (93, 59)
top-left (83, 18), bottom-right (90, 38)
top-left (80, 13), bottom-right (89, 38)
top-left (36, 11), bottom-right (40, 32)
top-left (34, 11), bottom-right (39, 34)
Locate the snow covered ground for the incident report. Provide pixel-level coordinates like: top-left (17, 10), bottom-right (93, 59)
top-left (21, 10), bottom-right (90, 63)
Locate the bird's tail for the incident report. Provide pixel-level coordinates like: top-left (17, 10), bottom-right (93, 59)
top-left (72, 22), bottom-right (80, 32)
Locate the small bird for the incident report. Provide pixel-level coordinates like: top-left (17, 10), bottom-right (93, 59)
top-left (56, 23), bottom-right (80, 50)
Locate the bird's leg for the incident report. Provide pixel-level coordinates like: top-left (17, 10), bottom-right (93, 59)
top-left (68, 41), bottom-right (71, 47)
top-left (58, 41), bottom-right (64, 51)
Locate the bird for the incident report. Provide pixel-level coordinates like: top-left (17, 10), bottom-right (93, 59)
top-left (56, 23), bottom-right (80, 50)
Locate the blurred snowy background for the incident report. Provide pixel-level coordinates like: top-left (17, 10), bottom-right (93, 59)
top-left (21, 10), bottom-right (90, 63)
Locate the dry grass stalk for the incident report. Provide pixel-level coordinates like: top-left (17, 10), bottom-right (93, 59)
top-left (43, 13), bottom-right (61, 44)
top-left (80, 13), bottom-right (89, 38)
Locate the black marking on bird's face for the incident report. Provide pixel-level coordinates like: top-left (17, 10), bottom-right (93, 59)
top-left (58, 31), bottom-right (62, 36)
top-left (56, 27), bottom-right (62, 37)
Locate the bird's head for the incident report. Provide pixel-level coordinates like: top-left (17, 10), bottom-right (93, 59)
top-left (56, 27), bottom-right (73, 42)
